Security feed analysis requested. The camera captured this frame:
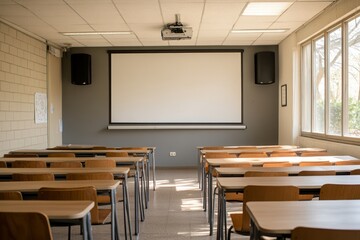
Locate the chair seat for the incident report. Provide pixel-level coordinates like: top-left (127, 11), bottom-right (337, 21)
top-left (299, 194), bottom-right (314, 201)
top-left (225, 192), bottom-right (243, 201)
top-left (95, 209), bottom-right (112, 225)
top-left (230, 213), bottom-right (244, 233)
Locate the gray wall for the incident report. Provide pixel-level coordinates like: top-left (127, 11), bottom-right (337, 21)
top-left (62, 46), bottom-right (278, 167)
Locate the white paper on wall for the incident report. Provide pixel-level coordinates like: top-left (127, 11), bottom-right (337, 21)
top-left (35, 92), bottom-right (47, 124)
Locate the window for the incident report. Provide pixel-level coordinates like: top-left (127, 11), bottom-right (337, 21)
top-left (301, 13), bottom-right (360, 143)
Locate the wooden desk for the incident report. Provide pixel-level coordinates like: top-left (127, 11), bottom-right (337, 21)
top-left (0, 180), bottom-right (121, 240)
top-left (246, 200), bottom-right (360, 240)
top-left (216, 175), bottom-right (360, 240)
top-left (10, 147), bottom-right (156, 190)
top-left (0, 200), bottom-right (94, 240)
top-left (204, 155), bottom-right (356, 235)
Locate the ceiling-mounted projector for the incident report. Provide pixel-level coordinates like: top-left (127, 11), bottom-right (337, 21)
top-left (161, 14), bottom-right (192, 40)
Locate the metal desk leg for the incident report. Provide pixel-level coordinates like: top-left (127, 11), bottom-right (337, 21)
top-left (134, 162), bottom-right (140, 235)
top-left (198, 149), bottom-right (201, 188)
top-left (145, 155), bottom-right (150, 208)
top-left (216, 187), bottom-right (225, 240)
top-left (123, 175), bottom-right (132, 240)
top-left (140, 161), bottom-right (146, 218)
top-left (203, 162), bottom-right (207, 212)
top-left (82, 212), bottom-right (92, 240)
top-left (110, 188), bottom-right (119, 240)
top-left (208, 165), bottom-right (213, 235)
top-left (151, 149), bottom-right (156, 190)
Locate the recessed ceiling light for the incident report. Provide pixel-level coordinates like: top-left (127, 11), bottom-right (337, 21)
top-left (232, 29), bottom-right (288, 33)
top-left (61, 31), bottom-right (132, 36)
top-left (243, 2), bottom-right (292, 16)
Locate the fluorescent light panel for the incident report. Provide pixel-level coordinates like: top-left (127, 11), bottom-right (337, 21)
top-left (62, 31), bottom-right (132, 36)
top-left (232, 29), bottom-right (288, 33)
top-left (243, 2), bottom-right (292, 16)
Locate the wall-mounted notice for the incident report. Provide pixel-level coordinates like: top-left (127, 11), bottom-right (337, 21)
top-left (35, 92), bottom-right (47, 124)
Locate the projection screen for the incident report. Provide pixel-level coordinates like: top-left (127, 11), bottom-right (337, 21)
top-left (109, 50), bottom-right (243, 128)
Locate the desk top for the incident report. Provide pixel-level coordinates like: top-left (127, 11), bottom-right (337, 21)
top-left (48, 145), bottom-right (156, 151)
top-left (217, 175), bottom-right (360, 191)
top-left (9, 149), bottom-right (151, 155)
top-left (197, 145), bottom-right (298, 150)
top-left (215, 164), bottom-right (360, 176)
top-left (0, 167), bottom-right (130, 176)
top-left (201, 147), bottom-right (325, 154)
top-left (246, 200), bottom-right (360, 235)
top-left (0, 200), bottom-right (94, 220)
top-left (0, 180), bottom-right (120, 192)
top-left (207, 155), bottom-right (357, 166)
top-left (0, 156), bottom-right (143, 163)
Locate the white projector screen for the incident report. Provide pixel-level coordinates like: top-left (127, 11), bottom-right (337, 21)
top-left (109, 50), bottom-right (243, 126)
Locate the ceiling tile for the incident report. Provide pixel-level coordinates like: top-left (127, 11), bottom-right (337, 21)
top-left (115, 2), bottom-right (162, 24)
top-left (278, 1), bottom-right (332, 22)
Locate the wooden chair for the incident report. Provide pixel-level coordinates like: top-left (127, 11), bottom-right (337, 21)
top-left (0, 212), bottom-right (53, 240)
top-left (12, 173), bottom-right (55, 181)
top-left (300, 151), bottom-right (329, 157)
top-left (0, 161), bottom-right (6, 168)
top-left (85, 159), bottom-right (116, 168)
top-left (262, 162), bottom-right (293, 167)
top-left (0, 191), bottom-right (23, 200)
top-left (106, 152), bottom-right (129, 157)
top-left (351, 169), bottom-right (360, 175)
top-left (12, 160), bottom-right (46, 168)
top-left (244, 171), bottom-right (288, 177)
top-left (50, 161), bottom-right (82, 168)
top-left (269, 151), bottom-right (297, 157)
top-left (3, 154), bottom-right (39, 158)
top-left (335, 160), bottom-right (360, 165)
top-left (298, 170), bottom-right (336, 176)
top-left (238, 152), bottom-right (268, 158)
top-left (66, 172), bottom-right (119, 204)
top-left (47, 153), bottom-right (76, 158)
top-left (38, 186), bottom-right (111, 240)
top-left (292, 227), bottom-right (360, 240)
top-left (319, 184), bottom-right (360, 200)
top-left (298, 161), bottom-right (332, 166)
top-left (228, 185), bottom-right (299, 240)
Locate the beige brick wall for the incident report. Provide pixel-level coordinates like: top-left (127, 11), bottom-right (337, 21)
top-left (0, 22), bottom-right (47, 156)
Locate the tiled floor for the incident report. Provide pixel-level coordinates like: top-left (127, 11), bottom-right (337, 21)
top-left (52, 168), bottom-right (248, 240)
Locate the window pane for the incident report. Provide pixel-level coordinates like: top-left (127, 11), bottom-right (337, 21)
top-left (328, 27), bottom-right (342, 136)
top-left (346, 16), bottom-right (360, 138)
top-left (301, 43), bottom-right (312, 132)
top-left (313, 37), bottom-right (325, 133)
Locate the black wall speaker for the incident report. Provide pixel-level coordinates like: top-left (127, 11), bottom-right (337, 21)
top-left (254, 51), bottom-right (275, 85)
top-left (71, 53), bottom-right (91, 85)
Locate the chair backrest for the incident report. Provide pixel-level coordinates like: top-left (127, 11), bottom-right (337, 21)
top-left (203, 146), bottom-right (225, 150)
top-left (291, 227), bottom-right (360, 240)
top-left (106, 152), bottom-right (129, 157)
top-left (351, 169), bottom-right (360, 175)
top-left (205, 152), bottom-right (237, 158)
top-left (219, 163), bottom-right (252, 168)
top-left (298, 170), bottom-right (336, 176)
top-left (47, 153), bottom-right (76, 158)
top-left (0, 212), bottom-right (53, 240)
top-left (12, 160), bottom-right (46, 168)
top-left (262, 162), bottom-right (293, 167)
top-left (241, 185), bottom-right (299, 233)
top-left (92, 146), bottom-right (107, 150)
top-left (300, 151), bottom-right (329, 157)
top-left (298, 161), bottom-right (332, 166)
top-left (12, 173), bottom-right (55, 181)
top-left (335, 160), bottom-right (360, 165)
top-left (0, 191), bottom-right (23, 200)
top-left (85, 159), bottom-right (116, 168)
top-left (120, 147), bottom-right (147, 151)
top-left (3, 154), bottom-right (39, 158)
top-left (66, 172), bottom-right (114, 181)
top-left (0, 161), bottom-right (6, 168)
top-left (269, 151), bottom-right (297, 157)
top-left (244, 171), bottom-right (288, 177)
top-left (319, 184), bottom-right (360, 200)
top-left (238, 152), bottom-right (268, 158)
top-left (38, 186), bottom-right (101, 224)
top-left (50, 161), bottom-right (83, 168)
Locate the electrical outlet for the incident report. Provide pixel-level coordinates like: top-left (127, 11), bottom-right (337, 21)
top-left (170, 152), bottom-right (176, 157)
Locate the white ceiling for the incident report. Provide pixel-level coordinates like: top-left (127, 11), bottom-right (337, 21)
top-left (0, 0), bottom-right (335, 47)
